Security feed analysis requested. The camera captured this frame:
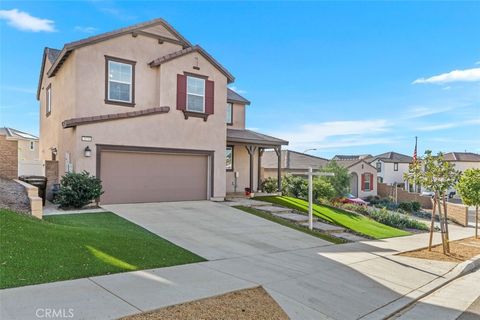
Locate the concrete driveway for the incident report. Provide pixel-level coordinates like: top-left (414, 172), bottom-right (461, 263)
top-left (1, 201), bottom-right (475, 320)
top-left (102, 201), bottom-right (331, 260)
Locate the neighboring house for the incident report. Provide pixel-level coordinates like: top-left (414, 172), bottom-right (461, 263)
top-left (37, 18), bottom-right (287, 204)
top-left (443, 152), bottom-right (480, 172)
top-left (369, 151), bottom-right (412, 187)
top-left (335, 159), bottom-right (377, 198)
top-left (261, 150), bottom-right (329, 179)
top-left (0, 127), bottom-right (41, 178)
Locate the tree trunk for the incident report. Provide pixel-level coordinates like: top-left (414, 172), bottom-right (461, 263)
top-left (442, 194), bottom-right (450, 253)
top-left (476, 206), bottom-right (479, 239)
top-left (436, 192), bottom-right (447, 254)
top-left (429, 196), bottom-right (437, 251)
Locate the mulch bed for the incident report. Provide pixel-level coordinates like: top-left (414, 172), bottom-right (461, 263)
top-left (399, 237), bottom-right (480, 262)
top-left (0, 177), bottom-right (30, 213)
top-left (120, 287), bottom-right (289, 320)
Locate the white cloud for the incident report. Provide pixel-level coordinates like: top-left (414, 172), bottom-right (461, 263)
top-left (270, 119), bottom-right (390, 151)
top-left (418, 118), bottom-right (480, 131)
top-left (403, 106), bottom-right (456, 119)
top-left (475, 61), bottom-right (480, 65)
top-left (413, 68), bottom-right (480, 84)
top-left (74, 26), bottom-right (98, 34)
top-left (0, 85), bottom-right (35, 94)
top-left (228, 86), bottom-right (247, 94)
top-left (0, 9), bottom-right (55, 32)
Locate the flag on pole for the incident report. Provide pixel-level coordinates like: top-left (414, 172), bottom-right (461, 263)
top-left (413, 136), bottom-right (418, 163)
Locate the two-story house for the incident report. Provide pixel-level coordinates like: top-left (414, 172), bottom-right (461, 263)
top-left (37, 18), bottom-right (287, 204)
top-left (369, 151), bottom-right (413, 187)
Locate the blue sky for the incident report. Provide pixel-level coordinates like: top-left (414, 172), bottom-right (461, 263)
top-left (0, 1), bottom-right (479, 159)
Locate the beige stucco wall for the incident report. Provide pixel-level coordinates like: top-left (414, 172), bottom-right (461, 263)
top-left (348, 161), bottom-right (377, 198)
top-left (449, 161), bottom-right (480, 172)
top-left (17, 140), bottom-right (39, 161)
top-left (229, 103), bottom-right (245, 129)
top-left (39, 51), bottom-right (77, 175)
top-left (66, 34), bottom-right (228, 199)
top-left (226, 144), bottom-right (259, 193)
top-left (371, 160), bottom-right (410, 186)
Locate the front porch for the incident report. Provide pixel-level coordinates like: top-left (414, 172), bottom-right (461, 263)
top-left (226, 129), bottom-right (288, 195)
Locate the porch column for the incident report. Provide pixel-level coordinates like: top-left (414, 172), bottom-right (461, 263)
top-left (274, 146), bottom-right (282, 192)
top-left (246, 145), bottom-right (257, 192)
top-left (257, 147), bottom-right (264, 192)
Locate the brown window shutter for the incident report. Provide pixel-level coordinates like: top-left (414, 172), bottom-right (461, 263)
top-left (361, 174), bottom-right (365, 191)
top-left (370, 174), bottom-right (373, 191)
top-left (177, 74), bottom-right (187, 110)
top-left (205, 80), bottom-right (214, 114)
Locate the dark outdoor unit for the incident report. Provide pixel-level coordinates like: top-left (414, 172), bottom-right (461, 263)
top-left (19, 176), bottom-right (48, 206)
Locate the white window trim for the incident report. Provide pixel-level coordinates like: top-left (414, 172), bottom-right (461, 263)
top-left (107, 60), bottom-right (133, 103)
top-left (186, 76), bottom-right (205, 113)
top-left (46, 86), bottom-right (52, 114)
top-left (226, 103), bottom-right (233, 124)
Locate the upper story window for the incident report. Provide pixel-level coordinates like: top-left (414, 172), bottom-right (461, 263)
top-left (186, 76), bottom-right (205, 113)
top-left (105, 56), bottom-right (135, 106)
top-left (30, 141), bottom-right (34, 151)
top-left (226, 146), bottom-right (233, 171)
top-left (376, 161), bottom-right (381, 172)
top-left (226, 103), bottom-right (233, 125)
top-left (46, 84), bottom-right (52, 116)
top-left (394, 162), bottom-right (399, 171)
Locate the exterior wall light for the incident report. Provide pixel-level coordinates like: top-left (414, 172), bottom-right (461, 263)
top-left (84, 146), bottom-right (92, 157)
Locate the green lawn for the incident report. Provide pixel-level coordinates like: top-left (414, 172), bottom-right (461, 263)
top-left (254, 196), bottom-right (410, 239)
top-left (233, 206), bottom-right (345, 244)
top-left (0, 209), bottom-right (205, 289)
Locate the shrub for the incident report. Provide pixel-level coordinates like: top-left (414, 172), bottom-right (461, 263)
top-left (55, 171), bottom-right (104, 209)
top-left (366, 208), bottom-right (429, 231)
top-left (373, 198), bottom-right (399, 211)
top-left (261, 177), bottom-right (278, 193)
top-left (398, 202), bottom-right (413, 212)
top-left (319, 161), bottom-right (351, 197)
top-left (341, 203), bottom-right (369, 215)
top-left (281, 175), bottom-right (308, 199)
top-left (313, 178), bottom-right (336, 201)
top-left (365, 195), bottom-right (381, 204)
top-left (411, 201), bottom-right (421, 212)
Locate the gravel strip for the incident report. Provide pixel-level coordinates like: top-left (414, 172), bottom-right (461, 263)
top-left (0, 178), bottom-right (30, 213)
top-left (120, 287), bottom-right (289, 320)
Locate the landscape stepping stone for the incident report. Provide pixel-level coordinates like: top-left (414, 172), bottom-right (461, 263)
top-left (256, 205), bottom-right (293, 214)
top-left (300, 222), bottom-right (345, 233)
top-left (272, 212), bottom-right (310, 222)
top-left (223, 199), bottom-right (271, 207)
top-left (332, 232), bottom-right (369, 242)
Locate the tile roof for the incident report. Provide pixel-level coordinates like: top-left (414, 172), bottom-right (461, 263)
top-left (62, 106), bottom-right (170, 128)
top-left (0, 127), bottom-right (38, 140)
top-left (149, 45), bottom-right (235, 83)
top-left (227, 129), bottom-right (288, 146)
top-left (46, 47), bottom-right (61, 64)
top-left (227, 88), bottom-right (250, 105)
top-left (373, 151), bottom-right (413, 163)
top-left (443, 152), bottom-right (480, 162)
top-left (262, 150), bottom-right (328, 169)
top-left (332, 154), bottom-right (373, 161)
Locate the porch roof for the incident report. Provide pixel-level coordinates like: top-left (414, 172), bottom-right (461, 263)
top-left (227, 128), bottom-right (288, 146)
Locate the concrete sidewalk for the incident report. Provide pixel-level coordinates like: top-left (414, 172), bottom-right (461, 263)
top-left (394, 268), bottom-right (480, 320)
top-left (0, 202), bottom-right (476, 320)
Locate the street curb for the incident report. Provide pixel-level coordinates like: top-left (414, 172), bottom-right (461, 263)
top-left (356, 250), bottom-right (480, 320)
top-left (378, 253), bottom-right (480, 319)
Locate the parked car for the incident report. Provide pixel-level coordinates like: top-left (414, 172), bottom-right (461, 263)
top-left (339, 194), bottom-right (368, 206)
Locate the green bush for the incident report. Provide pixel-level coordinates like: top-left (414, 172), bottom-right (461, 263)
top-left (281, 175), bottom-right (308, 199)
top-left (398, 202), bottom-right (413, 212)
top-left (340, 203), bottom-right (369, 215)
top-left (55, 171), bottom-right (104, 209)
top-left (365, 195), bottom-right (381, 204)
top-left (411, 201), bottom-right (421, 212)
top-left (261, 177), bottom-right (278, 193)
top-left (313, 178), bottom-right (336, 201)
top-left (366, 208), bottom-right (429, 231)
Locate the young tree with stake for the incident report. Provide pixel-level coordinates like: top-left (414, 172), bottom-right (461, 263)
top-left (457, 168), bottom-right (480, 238)
top-left (404, 151), bottom-right (461, 254)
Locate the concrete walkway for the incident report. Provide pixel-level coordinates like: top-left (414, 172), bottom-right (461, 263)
top-left (0, 201), bottom-right (476, 320)
top-left (395, 268), bottom-right (480, 320)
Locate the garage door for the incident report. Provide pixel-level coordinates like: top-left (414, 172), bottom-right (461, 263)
top-left (99, 150), bottom-right (209, 204)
